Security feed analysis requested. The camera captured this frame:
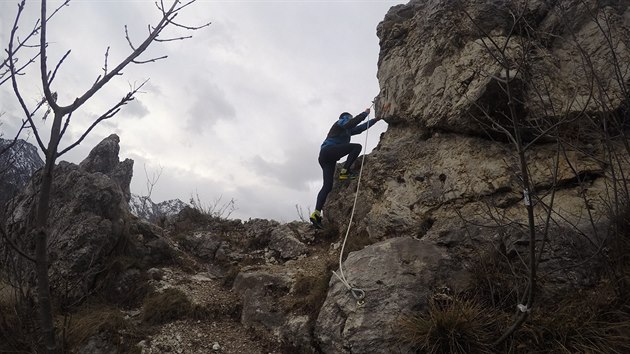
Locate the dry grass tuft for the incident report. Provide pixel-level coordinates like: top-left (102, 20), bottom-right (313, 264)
top-left (142, 288), bottom-right (193, 325)
top-left (0, 293), bottom-right (38, 352)
top-left (397, 296), bottom-right (498, 354)
top-left (467, 244), bottom-right (528, 312)
top-left (64, 304), bottom-right (127, 349)
top-left (519, 284), bottom-right (630, 353)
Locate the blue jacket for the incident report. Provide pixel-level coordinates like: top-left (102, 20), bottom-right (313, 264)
top-left (320, 112), bottom-right (377, 149)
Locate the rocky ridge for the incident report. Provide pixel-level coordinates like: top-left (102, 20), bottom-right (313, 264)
top-left (0, 137), bottom-right (44, 209)
top-left (129, 194), bottom-right (189, 223)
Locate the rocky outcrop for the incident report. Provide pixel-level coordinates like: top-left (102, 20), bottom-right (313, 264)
top-left (129, 194), bottom-right (188, 223)
top-left (80, 134), bottom-right (133, 202)
top-left (0, 138), bottom-right (44, 210)
top-left (315, 0), bottom-right (630, 352)
top-left (376, 0), bottom-right (630, 134)
top-left (2, 134), bottom-right (173, 303)
top-left (318, 0), bottom-right (630, 251)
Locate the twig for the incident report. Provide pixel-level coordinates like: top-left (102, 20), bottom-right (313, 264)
top-left (57, 80), bottom-right (148, 156)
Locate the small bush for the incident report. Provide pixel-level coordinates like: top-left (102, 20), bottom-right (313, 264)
top-left (519, 285), bottom-right (630, 353)
top-left (64, 304), bottom-right (127, 349)
top-left (606, 206), bottom-right (630, 297)
top-left (397, 296), bottom-right (498, 354)
top-left (142, 288), bottom-right (193, 325)
top-left (466, 243), bottom-right (528, 312)
top-left (0, 292), bottom-right (38, 352)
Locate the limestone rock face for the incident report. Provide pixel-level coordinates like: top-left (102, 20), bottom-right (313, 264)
top-left (231, 221), bottom-right (325, 353)
top-left (321, 0), bottom-right (630, 250)
top-left (79, 134), bottom-right (134, 202)
top-left (2, 134), bottom-right (170, 303)
top-left (268, 223), bottom-right (310, 260)
top-left (316, 1), bottom-right (630, 352)
top-left (315, 237), bottom-right (469, 354)
top-left (376, 0), bottom-right (630, 134)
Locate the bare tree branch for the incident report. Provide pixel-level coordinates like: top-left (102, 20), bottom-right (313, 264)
top-left (132, 55), bottom-right (168, 64)
top-left (7, 10), bottom-right (46, 154)
top-left (0, 227), bottom-right (36, 263)
top-left (48, 49), bottom-right (71, 86)
top-left (144, 163), bottom-right (163, 199)
top-left (57, 80), bottom-right (148, 157)
top-left (102, 46), bottom-right (110, 76)
top-left (0, 119), bottom-right (28, 156)
top-left (155, 35), bottom-right (192, 43)
top-left (58, 111), bottom-right (73, 141)
top-left (5, 1), bottom-right (209, 351)
top-left (124, 26), bottom-right (136, 51)
top-left (168, 19), bottom-right (211, 31)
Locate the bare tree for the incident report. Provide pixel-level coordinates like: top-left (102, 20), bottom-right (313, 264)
top-left (5, 0), bottom-right (209, 352)
top-left (461, 0), bottom-right (630, 348)
top-left (1, 0), bottom-right (68, 149)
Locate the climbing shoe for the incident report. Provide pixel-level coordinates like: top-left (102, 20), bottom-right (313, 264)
top-left (339, 168), bottom-right (358, 180)
top-left (310, 211), bottom-right (323, 229)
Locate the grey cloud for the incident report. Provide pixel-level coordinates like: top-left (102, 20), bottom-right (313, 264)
top-left (122, 98), bottom-right (150, 119)
top-left (229, 183), bottom-right (303, 222)
top-left (249, 141), bottom-right (320, 191)
top-left (186, 81), bottom-right (236, 134)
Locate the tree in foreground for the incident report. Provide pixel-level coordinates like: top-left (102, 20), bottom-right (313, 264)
top-left (4, 0), bottom-right (209, 351)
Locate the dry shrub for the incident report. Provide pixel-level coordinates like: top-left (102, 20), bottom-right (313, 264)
top-left (142, 288), bottom-right (193, 325)
top-left (64, 304), bottom-right (127, 349)
top-left (0, 286), bottom-right (38, 352)
top-left (606, 205), bottom-right (630, 297)
top-left (467, 243), bottom-right (528, 312)
top-left (519, 283), bottom-right (630, 353)
top-left (397, 296), bottom-right (498, 354)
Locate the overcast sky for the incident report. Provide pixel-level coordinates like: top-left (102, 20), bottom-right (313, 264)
top-left (0, 0), bottom-right (404, 221)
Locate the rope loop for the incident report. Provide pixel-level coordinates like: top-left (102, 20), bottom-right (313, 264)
top-left (350, 287), bottom-right (365, 301)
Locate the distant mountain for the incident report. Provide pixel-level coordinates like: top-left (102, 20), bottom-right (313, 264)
top-left (129, 194), bottom-right (189, 222)
top-left (0, 138), bottom-right (44, 208)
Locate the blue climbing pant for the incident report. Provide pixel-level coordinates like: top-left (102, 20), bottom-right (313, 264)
top-left (315, 143), bottom-right (362, 211)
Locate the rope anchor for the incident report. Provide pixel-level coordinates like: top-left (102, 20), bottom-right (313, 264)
top-left (350, 287), bottom-right (365, 301)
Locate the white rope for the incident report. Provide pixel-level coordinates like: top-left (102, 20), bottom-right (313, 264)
top-left (331, 105), bottom-right (374, 303)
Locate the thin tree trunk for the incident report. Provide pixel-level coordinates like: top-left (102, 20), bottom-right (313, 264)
top-left (34, 111), bottom-right (63, 353)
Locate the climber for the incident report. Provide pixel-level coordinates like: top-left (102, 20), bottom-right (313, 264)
top-left (309, 106), bottom-right (385, 229)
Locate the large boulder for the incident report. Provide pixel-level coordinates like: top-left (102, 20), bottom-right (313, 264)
top-left (315, 237), bottom-right (468, 354)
